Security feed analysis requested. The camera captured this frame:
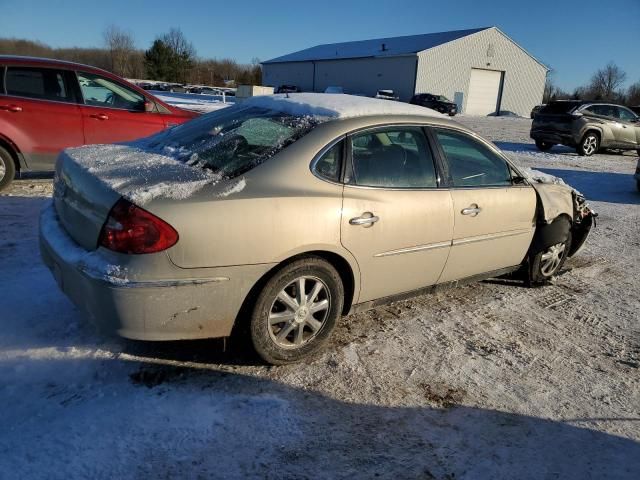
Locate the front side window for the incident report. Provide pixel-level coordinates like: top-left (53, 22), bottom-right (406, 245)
top-left (350, 127), bottom-right (437, 188)
top-left (141, 105), bottom-right (316, 178)
top-left (77, 71), bottom-right (145, 110)
top-left (434, 129), bottom-right (512, 187)
top-left (5, 67), bottom-right (71, 102)
top-left (615, 106), bottom-right (638, 122)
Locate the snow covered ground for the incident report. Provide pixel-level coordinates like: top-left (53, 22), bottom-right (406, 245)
top-left (1, 116), bottom-right (639, 479)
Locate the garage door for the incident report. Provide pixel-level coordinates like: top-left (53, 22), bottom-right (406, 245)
top-left (466, 69), bottom-right (503, 116)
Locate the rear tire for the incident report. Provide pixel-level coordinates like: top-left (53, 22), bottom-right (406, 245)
top-left (577, 132), bottom-right (599, 156)
top-left (535, 140), bottom-right (554, 151)
top-left (529, 231), bottom-right (572, 285)
top-left (0, 145), bottom-right (17, 192)
top-left (249, 257), bottom-right (344, 365)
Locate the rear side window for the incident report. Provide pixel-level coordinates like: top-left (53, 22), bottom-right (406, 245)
top-left (434, 129), bottom-right (512, 188)
top-left (5, 67), bottom-right (72, 102)
top-left (314, 140), bottom-right (343, 182)
top-left (350, 127), bottom-right (438, 188)
top-left (540, 101), bottom-right (581, 114)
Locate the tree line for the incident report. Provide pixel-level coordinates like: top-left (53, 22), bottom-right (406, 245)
top-left (544, 62), bottom-right (639, 106)
top-left (0, 26), bottom-right (261, 87)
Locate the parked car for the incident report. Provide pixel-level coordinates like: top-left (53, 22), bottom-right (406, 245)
top-left (530, 100), bottom-right (640, 156)
top-left (324, 86), bottom-right (344, 94)
top-left (410, 93), bottom-right (458, 116)
top-left (40, 93), bottom-right (596, 364)
top-left (375, 89), bottom-right (399, 101)
top-left (0, 56), bottom-right (199, 191)
top-left (635, 157), bottom-right (640, 192)
top-left (530, 104), bottom-right (544, 119)
top-left (275, 85), bottom-right (300, 94)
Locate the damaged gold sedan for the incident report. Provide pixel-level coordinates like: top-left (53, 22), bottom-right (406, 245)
top-left (39, 94), bottom-right (596, 364)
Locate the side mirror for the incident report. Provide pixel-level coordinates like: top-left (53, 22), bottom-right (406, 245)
top-left (511, 175), bottom-right (527, 185)
top-left (144, 100), bottom-right (155, 113)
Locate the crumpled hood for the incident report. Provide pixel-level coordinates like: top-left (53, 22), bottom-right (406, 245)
top-left (522, 168), bottom-right (574, 223)
top-left (61, 144), bottom-right (224, 206)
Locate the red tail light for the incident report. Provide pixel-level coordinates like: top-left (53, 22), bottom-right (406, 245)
top-left (98, 198), bottom-right (178, 254)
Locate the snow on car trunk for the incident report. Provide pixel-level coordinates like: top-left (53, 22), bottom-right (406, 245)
top-left (53, 144), bottom-right (223, 250)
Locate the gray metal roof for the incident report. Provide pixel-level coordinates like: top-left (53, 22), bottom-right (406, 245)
top-left (263, 27), bottom-right (490, 64)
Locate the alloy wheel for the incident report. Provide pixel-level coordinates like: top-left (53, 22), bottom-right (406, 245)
top-left (0, 156), bottom-right (5, 181)
top-left (540, 242), bottom-right (566, 276)
top-left (268, 276), bottom-right (331, 349)
top-left (582, 135), bottom-right (598, 156)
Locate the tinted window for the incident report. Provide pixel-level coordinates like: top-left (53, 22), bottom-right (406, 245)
top-left (435, 129), bottom-right (512, 187)
top-left (5, 67), bottom-right (71, 102)
top-left (142, 105), bottom-right (316, 178)
top-left (350, 127), bottom-right (437, 188)
top-left (615, 106), bottom-right (637, 121)
top-left (540, 101), bottom-right (582, 114)
top-left (77, 71), bottom-right (145, 110)
top-left (314, 140), bottom-right (343, 182)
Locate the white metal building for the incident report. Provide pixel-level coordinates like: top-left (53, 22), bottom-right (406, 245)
top-left (262, 27), bottom-right (548, 117)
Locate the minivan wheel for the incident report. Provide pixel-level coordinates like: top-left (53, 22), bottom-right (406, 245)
top-left (529, 231), bottom-right (572, 285)
top-left (535, 140), bottom-right (554, 151)
top-left (578, 133), bottom-right (599, 156)
top-left (249, 257), bottom-right (344, 365)
top-left (0, 145), bottom-right (17, 192)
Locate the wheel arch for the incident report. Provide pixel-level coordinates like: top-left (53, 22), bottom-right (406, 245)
top-left (0, 134), bottom-right (22, 172)
top-left (230, 249), bottom-right (359, 340)
top-left (529, 213), bottom-right (572, 254)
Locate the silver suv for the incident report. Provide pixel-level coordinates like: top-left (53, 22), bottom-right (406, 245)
top-left (530, 101), bottom-right (640, 156)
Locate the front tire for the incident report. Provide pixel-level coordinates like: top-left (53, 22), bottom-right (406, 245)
top-left (577, 132), bottom-right (599, 156)
top-left (529, 231), bottom-right (572, 285)
top-left (535, 140), bottom-right (554, 151)
top-left (249, 257), bottom-right (344, 365)
top-left (0, 145), bottom-right (17, 192)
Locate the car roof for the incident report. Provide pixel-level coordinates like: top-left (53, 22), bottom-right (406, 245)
top-left (0, 55), bottom-right (113, 76)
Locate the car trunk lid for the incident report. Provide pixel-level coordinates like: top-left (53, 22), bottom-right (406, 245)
top-left (53, 144), bottom-right (223, 250)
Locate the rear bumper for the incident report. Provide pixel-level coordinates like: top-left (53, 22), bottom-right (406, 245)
top-left (39, 201), bottom-right (272, 341)
top-left (530, 129), bottom-right (578, 147)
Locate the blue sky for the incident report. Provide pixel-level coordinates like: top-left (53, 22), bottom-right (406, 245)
top-left (1, 0), bottom-right (638, 91)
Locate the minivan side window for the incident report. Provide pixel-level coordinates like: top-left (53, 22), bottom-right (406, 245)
top-left (434, 129), bottom-right (512, 187)
top-left (5, 67), bottom-right (72, 102)
top-left (350, 127), bottom-right (438, 188)
top-left (77, 71), bottom-right (145, 111)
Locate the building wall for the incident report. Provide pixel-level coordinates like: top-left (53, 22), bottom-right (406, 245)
top-left (263, 56), bottom-right (418, 101)
top-left (415, 27), bottom-right (547, 117)
top-left (262, 62), bottom-right (315, 91)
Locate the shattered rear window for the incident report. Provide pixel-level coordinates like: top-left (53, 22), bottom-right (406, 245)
top-left (142, 105), bottom-right (317, 178)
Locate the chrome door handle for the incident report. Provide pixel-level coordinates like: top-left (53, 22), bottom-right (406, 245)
top-left (90, 113), bottom-right (109, 120)
top-left (0, 104), bottom-right (22, 112)
top-left (461, 204), bottom-right (482, 216)
top-left (349, 212), bottom-right (379, 227)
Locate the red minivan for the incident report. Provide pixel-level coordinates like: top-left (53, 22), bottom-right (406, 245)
top-left (0, 56), bottom-right (199, 191)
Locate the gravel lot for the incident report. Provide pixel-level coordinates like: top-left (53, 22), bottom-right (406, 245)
top-left (1, 116), bottom-right (638, 479)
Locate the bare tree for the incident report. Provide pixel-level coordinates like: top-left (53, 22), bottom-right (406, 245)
top-left (103, 25), bottom-right (136, 77)
top-left (627, 81), bottom-right (640, 106)
top-left (588, 62), bottom-right (627, 101)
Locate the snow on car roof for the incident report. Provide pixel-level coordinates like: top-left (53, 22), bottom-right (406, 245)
top-left (243, 93), bottom-right (448, 120)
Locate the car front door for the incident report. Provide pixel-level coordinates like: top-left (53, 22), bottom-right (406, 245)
top-left (613, 106), bottom-right (640, 147)
top-left (75, 71), bottom-right (168, 144)
top-left (431, 127), bottom-right (537, 283)
top-left (340, 126), bottom-right (454, 303)
top-left (0, 66), bottom-right (84, 170)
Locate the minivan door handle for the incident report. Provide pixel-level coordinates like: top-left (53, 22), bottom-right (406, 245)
top-left (0, 104), bottom-right (22, 112)
top-left (89, 113), bottom-right (109, 120)
top-left (349, 212), bottom-right (379, 227)
top-left (461, 204), bottom-right (482, 216)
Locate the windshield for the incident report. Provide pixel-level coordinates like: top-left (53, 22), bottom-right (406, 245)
top-left (142, 105), bottom-right (316, 178)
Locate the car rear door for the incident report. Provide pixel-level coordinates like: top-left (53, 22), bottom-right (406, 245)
top-left (0, 65), bottom-right (83, 170)
top-left (613, 106), bottom-right (640, 147)
top-left (340, 126), bottom-right (454, 303)
top-left (430, 127), bottom-right (537, 283)
top-left (75, 70), bottom-right (168, 144)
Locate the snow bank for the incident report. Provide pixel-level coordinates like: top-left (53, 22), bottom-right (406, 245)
top-left (40, 200), bottom-right (128, 284)
top-left (63, 144), bottom-right (223, 206)
top-left (243, 93), bottom-right (448, 120)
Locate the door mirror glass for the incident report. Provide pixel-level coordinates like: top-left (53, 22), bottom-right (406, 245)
top-left (434, 129), bottom-right (512, 187)
top-left (77, 71), bottom-right (146, 111)
top-left (350, 127), bottom-right (438, 188)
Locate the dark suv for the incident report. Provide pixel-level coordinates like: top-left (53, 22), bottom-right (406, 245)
top-left (530, 101), bottom-right (640, 156)
top-left (409, 93), bottom-right (457, 116)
